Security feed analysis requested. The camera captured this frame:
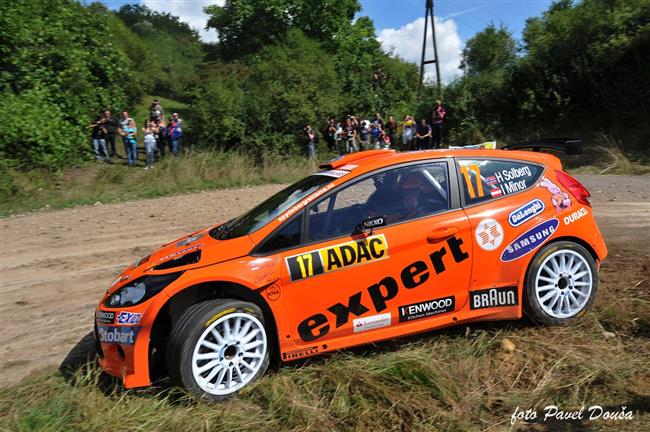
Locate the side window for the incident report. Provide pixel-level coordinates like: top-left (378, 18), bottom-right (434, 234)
top-left (457, 159), bottom-right (544, 205)
top-left (308, 162), bottom-right (450, 242)
top-left (256, 215), bottom-right (302, 253)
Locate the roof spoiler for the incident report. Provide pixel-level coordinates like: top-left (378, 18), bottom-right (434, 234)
top-left (502, 138), bottom-right (583, 155)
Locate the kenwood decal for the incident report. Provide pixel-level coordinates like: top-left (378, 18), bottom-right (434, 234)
top-left (398, 296), bottom-right (455, 322)
top-left (501, 219), bottom-right (559, 262)
top-left (508, 199), bottom-right (545, 227)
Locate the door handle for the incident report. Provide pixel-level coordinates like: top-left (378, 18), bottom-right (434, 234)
top-left (426, 226), bottom-right (459, 243)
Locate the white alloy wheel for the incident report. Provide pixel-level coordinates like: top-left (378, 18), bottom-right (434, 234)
top-left (191, 312), bottom-right (267, 396)
top-left (534, 249), bottom-right (593, 319)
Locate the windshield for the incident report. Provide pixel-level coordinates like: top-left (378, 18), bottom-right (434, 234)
top-left (211, 175), bottom-right (336, 240)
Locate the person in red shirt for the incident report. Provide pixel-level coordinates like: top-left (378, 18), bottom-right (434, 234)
top-left (431, 100), bottom-right (446, 148)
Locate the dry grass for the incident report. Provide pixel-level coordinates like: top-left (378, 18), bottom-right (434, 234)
top-left (565, 134), bottom-right (650, 175)
top-left (1, 250), bottom-right (648, 431)
top-left (1, 151), bottom-right (317, 217)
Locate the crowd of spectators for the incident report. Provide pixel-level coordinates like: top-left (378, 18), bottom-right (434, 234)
top-left (89, 99), bottom-right (184, 169)
top-left (309, 100), bottom-right (446, 158)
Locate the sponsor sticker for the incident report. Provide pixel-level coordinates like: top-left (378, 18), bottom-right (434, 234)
top-left (282, 346), bottom-right (319, 360)
top-left (475, 219), bottom-right (504, 251)
top-left (315, 169), bottom-right (350, 178)
top-left (564, 207), bottom-right (588, 225)
top-left (470, 286), bottom-right (518, 309)
top-left (353, 313), bottom-right (392, 333)
top-left (265, 284), bottom-right (281, 301)
top-left (501, 219), bottom-right (559, 262)
top-left (117, 311), bottom-right (142, 325)
top-left (158, 244), bottom-right (203, 262)
top-left (205, 308), bottom-right (236, 327)
top-left (508, 199), bottom-right (546, 227)
top-left (176, 232), bottom-right (205, 248)
top-left (278, 183), bottom-right (336, 223)
top-left (285, 234), bottom-right (389, 281)
top-left (96, 310), bottom-right (115, 324)
top-left (539, 177), bottom-right (572, 211)
top-left (97, 325), bottom-right (141, 345)
top-left (398, 296), bottom-right (455, 322)
top-left (339, 164), bottom-right (358, 170)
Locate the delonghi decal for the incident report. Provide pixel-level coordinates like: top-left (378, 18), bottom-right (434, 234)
top-left (285, 234), bottom-right (389, 281)
top-left (353, 313), bottom-right (392, 333)
top-left (96, 310), bottom-right (115, 324)
top-left (117, 311), bottom-right (142, 325)
top-left (475, 218), bottom-right (504, 251)
top-left (398, 296), bottom-right (455, 322)
top-left (501, 219), bottom-right (559, 262)
top-left (297, 236), bottom-right (470, 341)
top-left (97, 325), bottom-right (141, 345)
top-left (508, 199), bottom-right (545, 227)
top-left (470, 287), bottom-right (518, 310)
top-left (564, 207), bottom-right (588, 225)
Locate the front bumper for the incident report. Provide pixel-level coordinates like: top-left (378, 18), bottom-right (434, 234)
top-left (95, 307), bottom-right (153, 388)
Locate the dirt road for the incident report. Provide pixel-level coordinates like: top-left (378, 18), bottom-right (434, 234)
top-left (1, 176), bottom-right (648, 387)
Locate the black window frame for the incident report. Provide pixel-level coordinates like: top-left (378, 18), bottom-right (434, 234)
top-left (454, 157), bottom-right (546, 208)
top-left (251, 158), bottom-right (461, 256)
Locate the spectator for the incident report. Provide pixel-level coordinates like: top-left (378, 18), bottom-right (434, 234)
top-left (402, 115), bottom-right (415, 150)
top-left (380, 129), bottom-right (391, 149)
top-left (370, 121), bottom-right (382, 149)
top-left (142, 120), bottom-right (157, 169)
top-left (121, 119), bottom-right (138, 166)
top-left (385, 115), bottom-right (398, 148)
top-left (344, 117), bottom-right (357, 153)
top-left (372, 112), bottom-right (384, 129)
top-left (102, 110), bottom-right (118, 158)
top-left (335, 119), bottom-right (344, 155)
top-left (169, 112), bottom-right (183, 156)
top-left (359, 119), bottom-right (370, 150)
top-left (89, 116), bottom-right (110, 163)
top-left (155, 118), bottom-right (167, 158)
top-left (119, 111), bottom-right (135, 162)
top-left (326, 116), bottom-right (337, 151)
top-left (149, 99), bottom-right (164, 121)
top-left (415, 118), bottom-right (432, 150)
top-left (431, 100), bottom-right (446, 148)
top-left (303, 124), bottom-right (316, 158)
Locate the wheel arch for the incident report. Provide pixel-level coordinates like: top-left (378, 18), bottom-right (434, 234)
top-left (148, 281), bottom-right (280, 382)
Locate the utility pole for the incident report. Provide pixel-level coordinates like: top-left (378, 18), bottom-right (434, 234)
top-left (418, 0), bottom-right (442, 98)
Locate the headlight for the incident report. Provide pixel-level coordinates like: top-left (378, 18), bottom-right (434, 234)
top-left (105, 272), bottom-right (183, 307)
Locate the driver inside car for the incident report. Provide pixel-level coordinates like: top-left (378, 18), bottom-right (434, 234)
top-left (385, 171), bottom-right (434, 223)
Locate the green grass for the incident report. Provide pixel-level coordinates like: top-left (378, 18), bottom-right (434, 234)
top-left (1, 253), bottom-right (649, 431)
top-left (0, 151), bottom-right (315, 217)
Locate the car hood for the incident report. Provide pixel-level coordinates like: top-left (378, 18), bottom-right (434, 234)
top-left (107, 225), bottom-right (255, 294)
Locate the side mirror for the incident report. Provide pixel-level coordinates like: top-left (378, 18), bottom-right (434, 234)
top-left (356, 215), bottom-right (386, 235)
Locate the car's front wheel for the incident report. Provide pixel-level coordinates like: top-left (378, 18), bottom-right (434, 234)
top-left (524, 241), bottom-right (598, 325)
top-left (167, 299), bottom-right (270, 401)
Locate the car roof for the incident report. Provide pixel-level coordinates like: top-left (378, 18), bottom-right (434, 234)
top-left (320, 149), bottom-right (561, 174)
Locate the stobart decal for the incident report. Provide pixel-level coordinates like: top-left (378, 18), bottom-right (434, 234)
top-left (286, 234), bottom-right (388, 281)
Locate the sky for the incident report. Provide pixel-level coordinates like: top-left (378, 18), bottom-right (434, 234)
top-left (100, 0), bottom-right (555, 82)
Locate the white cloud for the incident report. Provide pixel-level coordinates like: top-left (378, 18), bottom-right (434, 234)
top-left (377, 16), bottom-right (463, 83)
top-left (141, 0), bottom-right (223, 42)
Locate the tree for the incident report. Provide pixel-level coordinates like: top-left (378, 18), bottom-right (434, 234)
top-left (460, 24), bottom-right (516, 76)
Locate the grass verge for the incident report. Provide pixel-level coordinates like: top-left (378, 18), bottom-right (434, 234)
top-left (1, 251), bottom-right (648, 431)
top-left (1, 151), bottom-right (316, 217)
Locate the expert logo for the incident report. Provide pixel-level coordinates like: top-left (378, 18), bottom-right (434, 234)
top-left (508, 199), bottom-right (545, 227)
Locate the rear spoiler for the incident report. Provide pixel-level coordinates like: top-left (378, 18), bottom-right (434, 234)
top-left (502, 138), bottom-right (583, 155)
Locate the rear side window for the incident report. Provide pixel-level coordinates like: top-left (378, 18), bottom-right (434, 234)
top-left (457, 159), bottom-right (544, 205)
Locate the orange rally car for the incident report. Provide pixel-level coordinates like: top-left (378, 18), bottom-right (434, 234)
top-left (94, 140), bottom-right (607, 400)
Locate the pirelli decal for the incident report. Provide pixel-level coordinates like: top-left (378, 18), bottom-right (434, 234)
top-left (286, 234), bottom-right (389, 281)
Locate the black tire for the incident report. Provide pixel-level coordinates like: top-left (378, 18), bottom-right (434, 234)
top-left (524, 241), bottom-right (598, 325)
top-left (59, 331), bottom-right (98, 381)
top-left (166, 299), bottom-right (270, 401)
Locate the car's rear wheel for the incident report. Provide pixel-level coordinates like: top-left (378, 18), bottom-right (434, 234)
top-left (166, 299), bottom-right (270, 401)
top-left (524, 241), bottom-right (598, 325)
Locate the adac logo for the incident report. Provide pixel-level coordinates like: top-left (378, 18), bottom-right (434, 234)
top-left (285, 234), bottom-right (388, 281)
top-left (508, 199), bottom-right (545, 227)
top-left (501, 219), bottom-right (559, 262)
